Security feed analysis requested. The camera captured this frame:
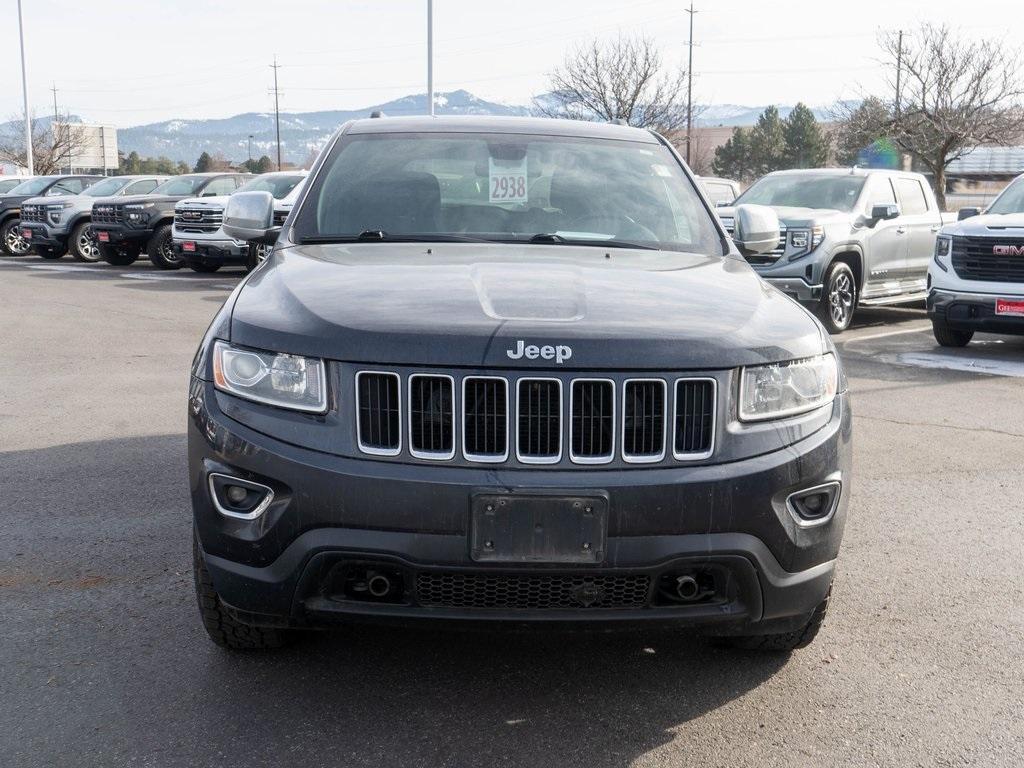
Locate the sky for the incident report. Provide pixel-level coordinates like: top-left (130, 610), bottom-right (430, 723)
top-left (0, 0), bottom-right (1019, 128)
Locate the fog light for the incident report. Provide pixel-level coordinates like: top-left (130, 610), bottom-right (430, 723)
top-left (225, 485), bottom-right (249, 505)
top-left (208, 473), bottom-right (275, 520)
top-left (786, 481), bottom-right (841, 527)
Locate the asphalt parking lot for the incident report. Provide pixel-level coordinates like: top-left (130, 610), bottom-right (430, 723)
top-left (2, 254), bottom-right (1023, 767)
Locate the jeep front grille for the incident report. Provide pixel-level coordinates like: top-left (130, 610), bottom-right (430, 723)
top-left (951, 235), bottom-right (1024, 283)
top-left (174, 206), bottom-right (223, 233)
top-left (353, 370), bottom-right (716, 466)
top-left (570, 379), bottom-right (614, 462)
top-left (92, 203), bottom-right (124, 225)
top-left (463, 377), bottom-right (508, 461)
top-left (356, 372), bottom-right (401, 455)
top-left (516, 379), bottom-right (561, 463)
top-left (415, 572), bottom-right (651, 610)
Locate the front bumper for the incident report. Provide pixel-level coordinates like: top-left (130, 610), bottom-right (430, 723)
top-left (92, 222), bottom-right (151, 245)
top-left (190, 379), bottom-right (852, 633)
top-left (928, 288), bottom-right (1024, 335)
top-left (20, 222), bottom-right (67, 249)
top-left (173, 238), bottom-right (247, 265)
top-left (764, 277), bottom-right (823, 302)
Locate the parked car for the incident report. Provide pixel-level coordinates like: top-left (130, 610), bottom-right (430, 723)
top-left (173, 170), bottom-right (307, 273)
top-left (0, 175), bottom-right (31, 195)
top-left (0, 175), bottom-right (102, 256)
top-left (190, 115), bottom-right (851, 652)
top-left (929, 172), bottom-right (1024, 345)
top-left (696, 175), bottom-right (741, 206)
top-left (91, 172), bottom-right (250, 269)
top-left (718, 168), bottom-right (947, 333)
top-left (19, 175), bottom-right (167, 262)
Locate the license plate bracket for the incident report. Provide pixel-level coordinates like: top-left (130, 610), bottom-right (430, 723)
top-left (996, 298), bottom-right (1024, 317)
top-left (182, 241), bottom-right (196, 252)
top-left (470, 493), bottom-right (608, 563)
top-left (21, 228), bottom-right (31, 239)
top-left (97, 231), bottom-right (109, 242)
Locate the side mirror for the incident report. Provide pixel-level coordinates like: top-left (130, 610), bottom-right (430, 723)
top-left (223, 191), bottom-right (276, 243)
top-left (867, 203), bottom-right (900, 226)
top-left (733, 204), bottom-right (780, 254)
top-left (958, 207), bottom-right (981, 221)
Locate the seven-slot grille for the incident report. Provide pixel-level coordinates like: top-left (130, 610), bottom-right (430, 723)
top-left (354, 372), bottom-right (716, 465)
top-left (722, 218), bottom-right (788, 265)
top-left (272, 209), bottom-right (288, 227)
top-left (951, 235), bottom-right (1024, 283)
top-left (356, 372), bottom-right (401, 454)
top-left (19, 204), bottom-right (45, 223)
top-left (91, 203), bottom-right (124, 225)
top-left (174, 205), bottom-right (223, 233)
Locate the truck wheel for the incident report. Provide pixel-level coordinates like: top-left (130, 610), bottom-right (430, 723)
top-left (100, 243), bottom-right (140, 266)
top-left (246, 241), bottom-right (269, 272)
top-left (193, 532), bottom-right (294, 651)
top-left (932, 319), bottom-right (974, 347)
top-left (2, 219), bottom-right (32, 255)
top-left (147, 224), bottom-right (182, 270)
top-left (35, 245), bottom-right (66, 260)
top-left (817, 261), bottom-right (857, 334)
top-left (189, 262), bottom-right (221, 273)
top-left (718, 586), bottom-right (831, 652)
top-left (70, 221), bottom-right (102, 262)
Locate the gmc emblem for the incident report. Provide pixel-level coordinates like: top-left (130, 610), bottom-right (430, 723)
top-left (993, 244), bottom-right (1024, 256)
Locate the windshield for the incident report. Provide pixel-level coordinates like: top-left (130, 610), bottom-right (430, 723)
top-left (151, 176), bottom-right (204, 196)
top-left (735, 174), bottom-right (866, 213)
top-left (84, 178), bottom-right (130, 197)
top-left (987, 177), bottom-right (1024, 215)
top-left (8, 177), bottom-right (53, 196)
top-left (238, 174), bottom-right (304, 199)
top-left (0, 179), bottom-right (24, 194)
top-left (296, 132), bottom-right (720, 254)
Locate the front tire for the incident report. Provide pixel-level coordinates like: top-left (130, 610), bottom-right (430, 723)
top-left (70, 221), bottom-right (102, 262)
top-left (146, 224), bottom-right (182, 270)
top-left (193, 533), bottom-right (294, 650)
top-left (245, 241), bottom-right (269, 272)
top-left (2, 218), bottom-right (32, 256)
top-left (718, 586), bottom-right (831, 652)
top-left (99, 242), bottom-right (140, 266)
top-left (817, 261), bottom-right (857, 334)
top-left (932, 319), bottom-right (974, 347)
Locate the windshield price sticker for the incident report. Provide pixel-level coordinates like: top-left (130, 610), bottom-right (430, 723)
top-left (489, 157), bottom-right (528, 203)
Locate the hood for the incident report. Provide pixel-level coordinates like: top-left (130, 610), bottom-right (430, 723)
top-left (177, 195), bottom-right (229, 209)
top-left (716, 205), bottom-right (848, 227)
top-left (229, 243), bottom-right (826, 370)
top-left (115, 194), bottom-right (188, 206)
top-left (0, 194), bottom-right (36, 210)
top-left (944, 212), bottom-right (1024, 236)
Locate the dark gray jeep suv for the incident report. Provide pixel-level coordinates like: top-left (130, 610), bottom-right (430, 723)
top-left (189, 116), bottom-right (851, 651)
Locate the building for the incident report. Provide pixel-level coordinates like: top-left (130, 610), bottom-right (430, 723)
top-left (53, 123), bottom-right (119, 174)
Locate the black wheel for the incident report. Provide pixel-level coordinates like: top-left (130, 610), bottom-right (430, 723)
top-left (146, 224), bottom-right (182, 270)
top-left (70, 220), bottom-right (101, 262)
top-left (932, 319), bottom-right (974, 347)
top-left (193, 532), bottom-right (294, 650)
top-left (817, 261), bottom-right (857, 334)
top-left (2, 218), bottom-right (32, 256)
top-left (189, 262), bottom-right (221, 273)
top-left (246, 241), bottom-right (269, 272)
top-left (718, 586), bottom-right (831, 652)
top-left (35, 245), bottom-right (66, 260)
top-left (99, 242), bottom-right (140, 266)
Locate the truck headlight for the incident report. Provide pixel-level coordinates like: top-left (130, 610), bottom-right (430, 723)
top-left (125, 202), bottom-right (154, 225)
top-left (212, 340), bottom-right (327, 413)
top-left (739, 353), bottom-right (838, 422)
top-left (47, 202), bottom-right (71, 224)
top-left (933, 235), bottom-right (952, 272)
top-left (788, 225), bottom-right (824, 258)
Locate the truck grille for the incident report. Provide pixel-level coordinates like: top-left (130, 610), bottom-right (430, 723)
top-left (723, 219), bottom-right (788, 265)
top-left (92, 203), bottom-right (124, 225)
top-left (272, 210), bottom-right (288, 227)
top-left (356, 372), bottom-right (401, 455)
top-left (353, 371), bottom-right (716, 466)
top-left (416, 572), bottom-right (651, 610)
top-left (174, 206), bottom-right (223, 233)
top-left (952, 235), bottom-right (1024, 283)
top-left (19, 204), bottom-right (45, 223)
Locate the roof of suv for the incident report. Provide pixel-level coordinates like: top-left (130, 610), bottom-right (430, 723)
top-left (345, 115), bottom-right (660, 143)
top-left (764, 167), bottom-right (920, 179)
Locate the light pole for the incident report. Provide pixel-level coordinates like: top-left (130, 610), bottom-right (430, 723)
top-left (685, 2), bottom-right (697, 166)
top-left (427, 0), bottom-right (434, 117)
top-left (248, 135), bottom-right (254, 165)
top-left (17, 0), bottom-right (33, 175)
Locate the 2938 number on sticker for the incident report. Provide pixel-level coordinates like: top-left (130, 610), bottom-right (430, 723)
top-left (489, 158), bottom-right (528, 203)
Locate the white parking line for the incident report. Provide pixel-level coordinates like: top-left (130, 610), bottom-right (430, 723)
top-left (842, 324), bottom-right (932, 346)
top-left (24, 264), bottom-right (98, 272)
top-left (896, 352), bottom-right (1024, 378)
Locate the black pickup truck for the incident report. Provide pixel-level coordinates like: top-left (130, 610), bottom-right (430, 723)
top-left (91, 173), bottom-right (249, 268)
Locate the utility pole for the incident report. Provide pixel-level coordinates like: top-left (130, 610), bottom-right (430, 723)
top-left (427, 0), bottom-right (434, 117)
top-left (17, 0), bottom-right (33, 175)
top-left (685, 2), bottom-right (697, 166)
top-left (894, 30), bottom-right (903, 121)
top-left (248, 135), bottom-right (253, 165)
top-left (270, 56), bottom-right (282, 170)
top-left (50, 82), bottom-right (64, 174)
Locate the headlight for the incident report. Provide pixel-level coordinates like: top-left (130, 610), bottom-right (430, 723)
top-left (46, 203), bottom-right (71, 224)
top-left (212, 340), bottom-right (327, 413)
top-left (788, 225), bottom-right (825, 257)
top-left (933, 235), bottom-right (952, 272)
top-left (739, 353), bottom-right (838, 422)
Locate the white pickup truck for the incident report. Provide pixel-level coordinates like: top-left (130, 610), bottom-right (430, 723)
top-left (718, 168), bottom-right (953, 333)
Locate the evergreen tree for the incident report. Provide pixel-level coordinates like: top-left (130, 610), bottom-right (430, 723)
top-left (255, 155), bottom-right (275, 173)
top-left (175, 161), bottom-right (190, 175)
top-left (781, 103), bottom-right (829, 168)
top-left (748, 105), bottom-right (787, 176)
top-left (712, 127), bottom-right (753, 182)
top-left (194, 151), bottom-right (213, 173)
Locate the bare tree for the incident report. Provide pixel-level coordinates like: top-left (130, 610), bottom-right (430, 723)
top-left (880, 24), bottom-right (1024, 209)
top-left (0, 112), bottom-right (90, 175)
top-left (536, 35), bottom-right (688, 133)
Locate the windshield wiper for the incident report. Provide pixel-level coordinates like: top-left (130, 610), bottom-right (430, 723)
top-left (521, 234), bottom-right (659, 251)
top-left (528, 233), bottom-right (565, 244)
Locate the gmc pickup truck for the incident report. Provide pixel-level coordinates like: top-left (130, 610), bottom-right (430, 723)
top-left (91, 173), bottom-right (249, 268)
top-left (1, 175), bottom-right (102, 256)
top-left (929, 172), bottom-right (1024, 345)
top-left (719, 168), bottom-right (948, 333)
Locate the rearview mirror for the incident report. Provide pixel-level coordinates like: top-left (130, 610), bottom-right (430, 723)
top-left (957, 207), bottom-right (981, 221)
top-left (733, 204), bottom-right (780, 254)
top-left (223, 191), bottom-right (276, 243)
top-left (867, 203), bottom-right (900, 226)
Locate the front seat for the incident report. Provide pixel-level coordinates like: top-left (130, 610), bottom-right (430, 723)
top-left (331, 171), bottom-right (442, 234)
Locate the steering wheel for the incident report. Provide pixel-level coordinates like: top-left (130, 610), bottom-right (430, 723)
top-left (566, 213), bottom-right (659, 242)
